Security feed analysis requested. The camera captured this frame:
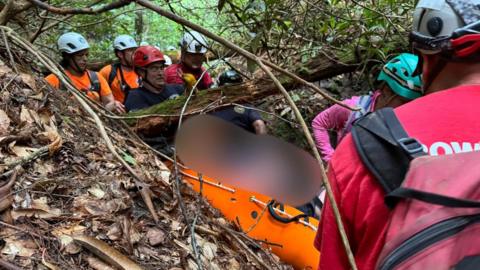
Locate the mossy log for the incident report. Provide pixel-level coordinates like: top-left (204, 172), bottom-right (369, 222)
top-left (127, 51), bottom-right (359, 136)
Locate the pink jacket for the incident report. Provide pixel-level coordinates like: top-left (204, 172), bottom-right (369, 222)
top-left (312, 91), bottom-right (380, 162)
top-left (312, 96), bottom-right (360, 162)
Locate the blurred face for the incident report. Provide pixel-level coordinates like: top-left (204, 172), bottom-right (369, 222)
top-left (145, 61), bottom-right (166, 89)
top-left (181, 51), bottom-right (205, 70)
top-left (117, 48), bottom-right (136, 67)
top-left (69, 49), bottom-right (89, 71)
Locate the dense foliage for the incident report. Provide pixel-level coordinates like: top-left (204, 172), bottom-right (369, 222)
top-left (3, 0), bottom-right (416, 73)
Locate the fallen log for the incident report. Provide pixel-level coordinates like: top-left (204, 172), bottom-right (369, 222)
top-left (126, 51), bottom-right (359, 136)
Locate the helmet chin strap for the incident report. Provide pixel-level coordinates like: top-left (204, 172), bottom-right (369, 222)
top-left (140, 69), bottom-right (158, 91)
top-left (119, 51), bottom-right (131, 68)
top-left (423, 57), bottom-right (448, 92)
top-left (69, 56), bottom-right (85, 74)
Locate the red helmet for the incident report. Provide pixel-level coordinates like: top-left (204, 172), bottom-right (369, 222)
top-left (133, 45), bottom-right (165, 68)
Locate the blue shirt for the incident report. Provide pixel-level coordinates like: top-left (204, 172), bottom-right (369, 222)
top-left (210, 105), bottom-right (262, 133)
top-left (125, 84), bottom-right (184, 112)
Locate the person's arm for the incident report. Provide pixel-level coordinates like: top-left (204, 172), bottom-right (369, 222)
top-left (311, 100), bottom-right (355, 162)
top-left (253, 119), bottom-right (267, 135)
top-left (199, 70), bottom-right (214, 89)
top-left (98, 65), bottom-right (111, 82)
top-left (98, 73), bottom-right (125, 114)
top-left (246, 106), bottom-right (267, 135)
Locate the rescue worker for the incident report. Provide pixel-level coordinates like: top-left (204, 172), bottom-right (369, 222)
top-left (164, 31), bottom-right (214, 90)
top-left (312, 53), bottom-right (422, 162)
top-left (99, 35), bottom-right (140, 104)
top-left (45, 32), bottom-right (124, 113)
top-left (210, 70), bottom-right (267, 135)
top-left (124, 46), bottom-right (184, 112)
top-left (165, 45), bottom-right (180, 65)
top-left (316, 1), bottom-right (480, 269)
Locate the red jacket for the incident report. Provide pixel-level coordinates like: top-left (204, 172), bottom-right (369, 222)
top-left (164, 63), bottom-right (213, 90)
top-left (315, 85), bottom-right (480, 270)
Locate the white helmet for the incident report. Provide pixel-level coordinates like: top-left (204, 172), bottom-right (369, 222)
top-left (180, 31), bottom-right (208, 54)
top-left (113, 35), bottom-right (138, 51)
top-left (411, 0), bottom-right (480, 56)
top-left (57, 32), bottom-right (90, 54)
top-left (164, 55), bottom-right (172, 66)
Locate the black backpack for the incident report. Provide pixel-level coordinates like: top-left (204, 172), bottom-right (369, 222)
top-left (351, 107), bottom-right (426, 207)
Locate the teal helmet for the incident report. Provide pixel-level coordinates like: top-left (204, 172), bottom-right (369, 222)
top-left (377, 53), bottom-right (423, 100)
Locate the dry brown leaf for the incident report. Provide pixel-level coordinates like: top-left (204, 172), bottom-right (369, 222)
top-left (0, 195), bottom-right (13, 212)
top-left (87, 256), bottom-right (115, 270)
top-left (0, 64), bottom-right (12, 76)
top-left (0, 110), bottom-right (11, 135)
top-left (19, 105), bottom-right (39, 125)
top-left (29, 92), bottom-right (44, 101)
top-left (31, 197), bottom-right (50, 211)
top-left (106, 223), bottom-right (122, 241)
top-left (146, 228), bottom-right (165, 246)
top-left (1, 238), bottom-right (36, 257)
top-left (187, 259), bottom-right (200, 270)
top-left (202, 242), bottom-right (217, 261)
top-left (227, 258), bottom-right (241, 270)
top-left (88, 186), bottom-right (105, 199)
top-left (19, 72), bottom-right (36, 89)
top-left (32, 160), bottom-right (55, 176)
top-left (11, 208), bottom-right (61, 220)
top-left (72, 235), bottom-right (143, 270)
top-left (84, 202), bottom-right (109, 216)
top-left (52, 224), bottom-right (87, 238)
top-left (10, 145), bottom-right (39, 158)
top-left (170, 220), bottom-right (181, 231)
top-left (83, 198), bottom-right (129, 216)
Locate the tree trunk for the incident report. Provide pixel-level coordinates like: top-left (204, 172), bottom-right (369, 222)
top-left (0, 0), bottom-right (32, 26)
top-left (127, 51), bottom-right (359, 136)
top-left (135, 6), bottom-right (144, 43)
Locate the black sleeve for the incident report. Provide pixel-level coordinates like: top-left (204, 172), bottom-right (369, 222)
top-left (125, 91), bottom-right (148, 112)
top-left (246, 107), bottom-right (262, 123)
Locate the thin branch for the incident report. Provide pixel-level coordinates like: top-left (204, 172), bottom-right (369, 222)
top-left (28, 10), bottom-right (48, 43)
top-left (74, 8), bottom-right (145, 28)
top-left (27, 0), bottom-right (132, 15)
top-left (0, 257), bottom-right (22, 270)
top-left (1, 28), bottom-right (18, 74)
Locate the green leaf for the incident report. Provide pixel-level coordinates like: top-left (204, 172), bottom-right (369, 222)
top-left (291, 93), bottom-right (301, 102)
top-left (122, 152), bottom-right (137, 166)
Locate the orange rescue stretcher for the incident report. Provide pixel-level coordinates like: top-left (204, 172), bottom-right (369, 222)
top-left (180, 168), bottom-right (320, 269)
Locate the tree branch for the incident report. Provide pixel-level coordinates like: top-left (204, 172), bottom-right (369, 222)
top-left (27, 0), bottom-right (132, 15)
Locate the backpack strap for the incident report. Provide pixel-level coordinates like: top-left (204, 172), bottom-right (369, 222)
top-left (343, 94), bottom-right (374, 135)
top-left (351, 107), bottom-right (426, 207)
top-left (388, 187), bottom-right (480, 208)
top-left (87, 70), bottom-right (101, 93)
top-left (108, 63), bottom-right (120, 86)
top-left (108, 63), bottom-right (132, 95)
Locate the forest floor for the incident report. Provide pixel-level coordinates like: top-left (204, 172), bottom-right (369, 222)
top-left (0, 47), bottom-right (292, 270)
